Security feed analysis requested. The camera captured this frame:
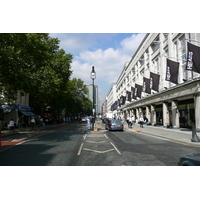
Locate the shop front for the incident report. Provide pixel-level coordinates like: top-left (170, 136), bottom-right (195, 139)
top-left (156, 104), bottom-right (163, 125)
top-left (17, 105), bottom-right (36, 127)
top-left (178, 99), bottom-right (194, 129)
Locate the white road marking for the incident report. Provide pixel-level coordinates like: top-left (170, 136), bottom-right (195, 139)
top-left (83, 148), bottom-right (115, 154)
top-left (86, 141), bottom-right (106, 143)
top-left (110, 142), bottom-right (121, 155)
top-left (104, 134), bottom-right (108, 139)
top-left (77, 142), bottom-right (84, 155)
top-left (15, 141), bottom-right (26, 145)
top-left (83, 134), bottom-right (87, 140)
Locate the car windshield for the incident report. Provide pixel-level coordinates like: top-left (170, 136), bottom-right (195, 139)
top-left (110, 120), bottom-right (121, 124)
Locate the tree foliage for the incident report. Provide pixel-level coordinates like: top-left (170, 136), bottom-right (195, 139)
top-left (64, 78), bottom-right (93, 116)
top-left (0, 33), bottom-right (92, 118)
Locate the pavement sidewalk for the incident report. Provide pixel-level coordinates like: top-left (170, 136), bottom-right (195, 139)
top-left (95, 121), bottom-right (200, 146)
top-left (124, 122), bottom-right (200, 146)
top-left (0, 122), bottom-right (73, 138)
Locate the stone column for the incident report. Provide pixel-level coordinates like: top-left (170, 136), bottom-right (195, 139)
top-left (194, 93), bottom-right (200, 131)
top-left (124, 110), bottom-right (127, 120)
top-left (138, 107), bottom-right (143, 117)
top-left (126, 110), bottom-right (129, 118)
top-left (163, 102), bottom-right (170, 127)
top-left (150, 105), bottom-right (156, 125)
top-left (136, 108), bottom-right (139, 122)
top-left (146, 106), bottom-right (151, 124)
top-left (171, 100), bottom-right (179, 128)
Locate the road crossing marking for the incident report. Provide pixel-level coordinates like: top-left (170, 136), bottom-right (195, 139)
top-left (77, 142), bottom-right (84, 155)
top-left (110, 142), bottom-right (121, 155)
top-left (83, 148), bottom-right (115, 154)
top-left (104, 134), bottom-right (108, 139)
top-left (86, 140), bottom-right (106, 143)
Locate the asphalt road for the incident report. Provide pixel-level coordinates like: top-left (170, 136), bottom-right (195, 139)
top-left (0, 120), bottom-right (199, 166)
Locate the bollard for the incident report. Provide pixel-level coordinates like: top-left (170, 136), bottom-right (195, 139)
top-left (94, 123), bottom-right (98, 131)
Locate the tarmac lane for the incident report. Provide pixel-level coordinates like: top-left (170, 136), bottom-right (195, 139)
top-left (73, 130), bottom-right (122, 166)
top-left (0, 123), bottom-right (73, 152)
top-left (0, 129), bottom-right (54, 152)
top-left (0, 122), bottom-right (87, 166)
top-left (1, 120), bottom-right (199, 166)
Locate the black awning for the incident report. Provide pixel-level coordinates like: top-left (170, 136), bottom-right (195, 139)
top-left (20, 111), bottom-right (35, 116)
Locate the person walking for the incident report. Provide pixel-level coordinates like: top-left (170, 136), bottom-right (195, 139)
top-left (126, 116), bottom-right (130, 128)
top-left (129, 117), bottom-right (133, 128)
top-left (31, 117), bottom-right (35, 129)
top-left (87, 117), bottom-right (91, 130)
top-left (139, 116), bottom-right (144, 128)
top-left (131, 116), bottom-right (135, 126)
top-left (9, 119), bottom-right (15, 132)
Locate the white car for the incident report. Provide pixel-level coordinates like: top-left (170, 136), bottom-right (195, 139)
top-left (81, 117), bottom-right (86, 122)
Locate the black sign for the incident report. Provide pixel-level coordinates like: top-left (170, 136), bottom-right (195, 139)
top-left (186, 42), bottom-right (200, 74)
top-left (165, 58), bottom-right (179, 84)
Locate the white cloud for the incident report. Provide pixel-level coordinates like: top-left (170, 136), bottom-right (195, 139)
top-left (50, 33), bottom-right (117, 54)
top-left (120, 33), bottom-right (146, 55)
top-left (70, 33), bottom-right (146, 104)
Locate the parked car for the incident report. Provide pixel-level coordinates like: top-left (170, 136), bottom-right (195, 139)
top-left (178, 154), bottom-right (200, 166)
top-left (105, 120), bottom-right (124, 131)
top-left (81, 117), bottom-right (86, 122)
top-left (102, 118), bottom-right (109, 123)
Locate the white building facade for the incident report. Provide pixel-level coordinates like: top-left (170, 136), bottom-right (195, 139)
top-left (105, 83), bottom-right (117, 119)
top-left (108, 33), bottom-right (200, 130)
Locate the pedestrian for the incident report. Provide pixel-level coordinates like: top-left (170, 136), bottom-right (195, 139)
top-left (129, 117), bottom-right (133, 128)
top-left (144, 116), bottom-right (149, 125)
top-left (127, 116), bottom-right (130, 128)
top-left (139, 116), bottom-right (144, 128)
top-left (31, 117), bottom-right (35, 129)
top-left (9, 119), bottom-right (15, 132)
top-left (87, 117), bottom-right (91, 130)
top-left (39, 117), bottom-right (44, 127)
top-left (131, 116), bottom-right (135, 125)
top-left (45, 118), bottom-right (49, 125)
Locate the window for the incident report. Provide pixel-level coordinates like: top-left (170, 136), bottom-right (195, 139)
top-left (151, 37), bottom-right (160, 53)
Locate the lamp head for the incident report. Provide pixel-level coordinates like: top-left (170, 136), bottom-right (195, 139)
top-left (91, 66), bottom-right (96, 79)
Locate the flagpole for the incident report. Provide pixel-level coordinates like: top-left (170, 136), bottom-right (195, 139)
top-left (185, 38), bottom-right (200, 44)
top-left (164, 56), bottom-right (185, 61)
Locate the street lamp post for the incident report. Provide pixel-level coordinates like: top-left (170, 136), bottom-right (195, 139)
top-left (91, 66), bottom-right (96, 130)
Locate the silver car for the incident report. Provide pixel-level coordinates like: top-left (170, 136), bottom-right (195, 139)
top-left (105, 120), bottom-right (124, 131)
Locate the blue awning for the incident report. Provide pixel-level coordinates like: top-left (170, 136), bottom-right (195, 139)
top-left (20, 111), bottom-right (35, 116)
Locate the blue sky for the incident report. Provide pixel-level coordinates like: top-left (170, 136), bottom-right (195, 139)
top-left (50, 33), bottom-right (146, 106)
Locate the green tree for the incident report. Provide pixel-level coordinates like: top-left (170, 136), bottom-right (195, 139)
top-left (0, 33), bottom-right (92, 119)
top-left (64, 78), bottom-right (92, 117)
top-left (29, 48), bottom-right (73, 117)
top-left (0, 33), bottom-right (60, 99)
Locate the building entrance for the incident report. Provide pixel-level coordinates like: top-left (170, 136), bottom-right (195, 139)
top-left (178, 99), bottom-right (194, 129)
